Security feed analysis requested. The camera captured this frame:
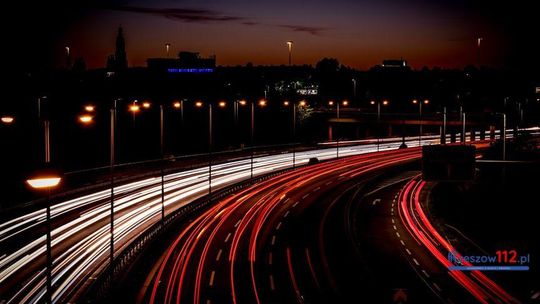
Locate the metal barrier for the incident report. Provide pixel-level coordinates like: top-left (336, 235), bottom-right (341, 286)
top-left (81, 165), bottom-right (297, 302)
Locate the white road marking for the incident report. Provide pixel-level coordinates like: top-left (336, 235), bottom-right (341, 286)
top-left (372, 199), bottom-right (381, 206)
top-left (433, 283), bottom-right (442, 291)
top-left (216, 249), bottom-right (223, 261)
top-left (276, 222), bottom-right (282, 230)
top-left (313, 187), bottom-right (320, 192)
top-left (400, 240), bottom-right (405, 246)
top-left (292, 201), bottom-right (299, 208)
top-left (209, 271), bottom-right (216, 286)
top-left (269, 275), bottom-right (275, 291)
top-left (406, 248), bottom-right (412, 255)
top-left (224, 232), bottom-right (232, 243)
top-left (413, 258), bottom-right (420, 266)
top-left (302, 193), bottom-right (310, 200)
top-left (271, 235), bottom-right (276, 245)
top-left (284, 210), bottom-right (290, 218)
top-left (391, 219), bottom-right (395, 224)
top-left (422, 270), bottom-right (430, 278)
top-left (234, 220), bottom-right (241, 228)
top-left (325, 181), bottom-right (333, 186)
top-left (396, 232), bottom-right (401, 238)
top-left (268, 253), bottom-right (273, 265)
top-left (393, 225), bottom-right (397, 230)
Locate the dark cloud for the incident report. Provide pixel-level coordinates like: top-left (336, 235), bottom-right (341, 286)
top-left (278, 25), bottom-right (329, 36)
top-left (108, 6), bottom-right (244, 23)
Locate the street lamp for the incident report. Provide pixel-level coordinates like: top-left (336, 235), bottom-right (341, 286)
top-left (195, 101), bottom-right (227, 196)
top-left (283, 100), bottom-right (304, 168)
top-left (412, 99), bottom-right (429, 147)
top-left (142, 101), bottom-right (151, 109)
top-left (129, 103), bottom-right (140, 113)
top-left (26, 111), bottom-right (61, 303)
top-left (351, 79), bottom-right (357, 102)
top-left (1, 115), bottom-right (14, 124)
top-left (286, 41), bottom-right (293, 66)
top-left (248, 99), bottom-right (268, 178)
top-left (26, 167), bottom-right (61, 304)
top-left (78, 114), bottom-right (94, 124)
top-left (330, 100), bottom-right (348, 158)
top-left (84, 105), bottom-right (95, 112)
top-left (371, 100), bottom-right (389, 151)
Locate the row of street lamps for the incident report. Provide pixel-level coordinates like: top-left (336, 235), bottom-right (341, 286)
top-left (2, 94), bottom-right (514, 303)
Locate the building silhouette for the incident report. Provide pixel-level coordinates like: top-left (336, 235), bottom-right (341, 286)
top-left (106, 27), bottom-right (128, 71)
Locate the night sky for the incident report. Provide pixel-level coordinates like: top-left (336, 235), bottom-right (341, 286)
top-left (6, 0), bottom-right (539, 71)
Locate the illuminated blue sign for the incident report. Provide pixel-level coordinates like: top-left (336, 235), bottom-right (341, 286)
top-left (167, 68), bottom-right (214, 73)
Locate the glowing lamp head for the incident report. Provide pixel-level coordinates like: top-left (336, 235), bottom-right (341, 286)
top-left (142, 101), bottom-right (151, 109)
top-left (26, 166), bottom-right (62, 190)
top-left (424, 99), bottom-right (430, 104)
top-left (1, 116), bottom-right (14, 124)
top-left (173, 101), bottom-right (181, 109)
top-left (342, 100), bottom-right (349, 106)
top-left (382, 100), bottom-right (389, 106)
top-left (78, 114), bottom-right (93, 124)
top-left (218, 101), bottom-right (227, 108)
top-left (26, 177), bottom-right (62, 189)
top-left (258, 99), bottom-right (267, 107)
top-left (370, 100), bottom-right (376, 105)
top-left (84, 105), bottom-right (95, 112)
top-left (328, 101), bottom-right (334, 106)
top-left (299, 100), bottom-right (307, 107)
top-left (412, 99), bottom-right (418, 104)
top-left (129, 104), bottom-right (140, 113)
top-left (239, 100), bottom-right (247, 106)
top-left (283, 101), bottom-right (290, 106)
top-left (195, 101), bottom-right (204, 108)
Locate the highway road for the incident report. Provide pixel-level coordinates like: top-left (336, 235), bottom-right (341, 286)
top-left (135, 141), bottom-right (521, 304)
top-left (1, 127), bottom-right (533, 303)
top-left (139, 148), bottom-right (422, 304)
top-left (0, 134), bottom-right (442, 303)
top-left (394, 177), bottom-right (520, 303)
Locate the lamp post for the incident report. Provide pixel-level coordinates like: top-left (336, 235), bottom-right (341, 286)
top-left (352, 79), bottom-right (357, 102)
top-left (412, 99), bottom-right (429, 147)
top-left (286, 41), bottom-right (293, 66)
top-left (196, 101), bottom-right (226, 195)
top-left (330, 100), bottom-right (348, 158)
top-left (284, 100), bottom-right (302, 167)
top-left (249, 99), bottom-right (267, 179)
top-left (26, 113), bottom-right (62, 304)
top-left (160, 104), bottom-right (165, 224)
top-left (371, 100), bottom-right (389, 151)
top-left (461, 112), bottom-right (466, 143)
top-left (441, 106), bottom-right (447, 144)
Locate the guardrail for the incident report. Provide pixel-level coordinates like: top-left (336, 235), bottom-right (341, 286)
top-left (81, 165), bottom-right (298, 302)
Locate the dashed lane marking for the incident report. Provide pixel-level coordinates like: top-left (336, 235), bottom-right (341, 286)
top-left (216, 249), bottom-right (223, 261)
top-left (209, 271), bottom-right (216, 286)
top-left (269, 275), bottom-right (275, 291)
